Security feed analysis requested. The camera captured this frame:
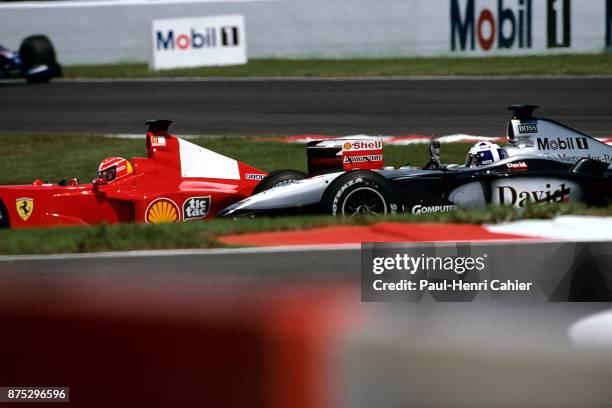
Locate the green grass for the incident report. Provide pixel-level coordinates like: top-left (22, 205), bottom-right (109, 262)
top-left (0, 134), bottom-right (610, 255)
top-left (63, 55), bottom-right (612, 79)
top-left (1, 203), bottom-right (610, 255)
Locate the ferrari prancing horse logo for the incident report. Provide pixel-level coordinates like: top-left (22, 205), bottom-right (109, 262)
top-left (16, 198), bottom-right (34, 221)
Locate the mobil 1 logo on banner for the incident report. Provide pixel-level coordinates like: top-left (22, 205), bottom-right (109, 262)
top-left (151, 15), bottom-right (247, 70)
top-left (450, 0), bottom-right (572, 53)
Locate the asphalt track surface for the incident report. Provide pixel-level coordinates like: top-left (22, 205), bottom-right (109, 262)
top-left (0, 247), bottom-right (606, 325)
top-left (0, 247), bottom-right (359, 282)
top-left (0, 77), bottom-right (611, 136)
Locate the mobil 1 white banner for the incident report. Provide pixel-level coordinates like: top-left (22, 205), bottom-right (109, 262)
top-left (151, 15), bottom-right (246, 70)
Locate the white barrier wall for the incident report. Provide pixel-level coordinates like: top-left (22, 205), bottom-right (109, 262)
top-left (0, 0), bottom-right (610, 65)
top-left (151, 15), bottom-right (247, 69)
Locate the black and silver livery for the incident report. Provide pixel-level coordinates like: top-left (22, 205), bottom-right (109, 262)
top-left (219, 106), bottom-right (612, 217)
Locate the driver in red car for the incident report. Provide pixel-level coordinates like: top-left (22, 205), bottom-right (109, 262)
top-left (96, 157), bottom-right (133, 184)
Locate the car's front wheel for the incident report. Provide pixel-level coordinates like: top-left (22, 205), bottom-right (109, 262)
top-left (321, 171), bottom-right (397, 216)
top-left (19, 35), bottom-right (59, 83)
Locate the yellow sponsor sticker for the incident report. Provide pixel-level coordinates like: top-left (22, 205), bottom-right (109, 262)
top-left (16, 198), bottom-right (34, 221)
top-left (145, 198), bottom-right (180, 224)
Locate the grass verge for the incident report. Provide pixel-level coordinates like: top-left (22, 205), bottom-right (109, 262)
top-left (1, 203), bottom-right (611, 255)
top-left (63, 54), bottom-right (612, 79)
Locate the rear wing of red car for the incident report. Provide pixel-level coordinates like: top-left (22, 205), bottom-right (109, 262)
top-left (142, 119), bottom-right (267, 182)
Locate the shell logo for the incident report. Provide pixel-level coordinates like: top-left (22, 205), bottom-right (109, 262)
top-left (145, 198), bottom-right (180, 224)
top-left (343, 142), bottom-right (352, 150)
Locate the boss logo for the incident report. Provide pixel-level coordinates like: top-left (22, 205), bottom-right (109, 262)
top-left (517, 123), bottom-right (538, 134)
top-left (183, 196), bottom-right (211, 221)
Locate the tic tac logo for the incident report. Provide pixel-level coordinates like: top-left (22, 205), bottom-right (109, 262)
top-left (547, 0), bottom-right (571, 48)
top-left (450, 0), bottom-right (533, 51)
top-left (156, 26), bottom-right (240, 51)
top-left (15, 197), bottom-right (33, 221)
top-left (183, 196), bottom-right (211, 221)
top-left (497, 183), bottom-right (571, 206)
top-left (517, 123), bottom-right (537, 134)
top-left (537, 137), bottom-right (589, 150)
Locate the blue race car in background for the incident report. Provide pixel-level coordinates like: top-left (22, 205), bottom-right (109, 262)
top-left (0, 35), bottom-right (61, 83)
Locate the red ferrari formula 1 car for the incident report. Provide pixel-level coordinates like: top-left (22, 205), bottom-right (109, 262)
top-left (0, 120), bottom-right (269, 229)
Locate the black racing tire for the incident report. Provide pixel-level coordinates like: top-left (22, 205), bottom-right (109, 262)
top-left (252, 169), bottom-right (307, 195)
top-left (321, 170), bottom-right (397, 216)
top-left (25, 70), bottom-right (54, 84)
top-left (19, 35), bottom-right (58, 83)
top-left (20, 35), bottom-right (57, 67)
top-left (0, 199), bottom-right (9, 228)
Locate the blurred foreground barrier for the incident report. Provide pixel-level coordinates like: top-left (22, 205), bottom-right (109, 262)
top-left (338, 304), bottom-right (612, 407)
top-left (0, 249), bottom-right (611, 407)
top-left (0, 249), bottom-right (360, 407)
top-left (0, 277), bottom-right (353, 407)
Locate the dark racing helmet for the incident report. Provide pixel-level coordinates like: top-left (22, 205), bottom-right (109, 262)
top-left (465, 142), bottom-right (506, 167)
top-left (97, 157), bottom-right (133, 183)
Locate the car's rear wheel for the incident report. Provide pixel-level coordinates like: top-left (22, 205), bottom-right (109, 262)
top-left (0, 199), bottom-right (9, 228)
top-left (252, 169), bottom-right (307, 195)
top-left (19, 35), bottom-right (58, 83)
top-left (321, 171), bottom-right (397, 216)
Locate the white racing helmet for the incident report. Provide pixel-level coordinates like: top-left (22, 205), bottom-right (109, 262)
top-left (465, 141), bottom-right (506, 167)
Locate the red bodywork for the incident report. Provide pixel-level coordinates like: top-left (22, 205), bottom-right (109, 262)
top-left (0, 125), bottom-right (267, 229)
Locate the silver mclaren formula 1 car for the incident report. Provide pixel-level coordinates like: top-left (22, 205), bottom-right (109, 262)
top-left (219, 105), bottom-right (612, 217)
